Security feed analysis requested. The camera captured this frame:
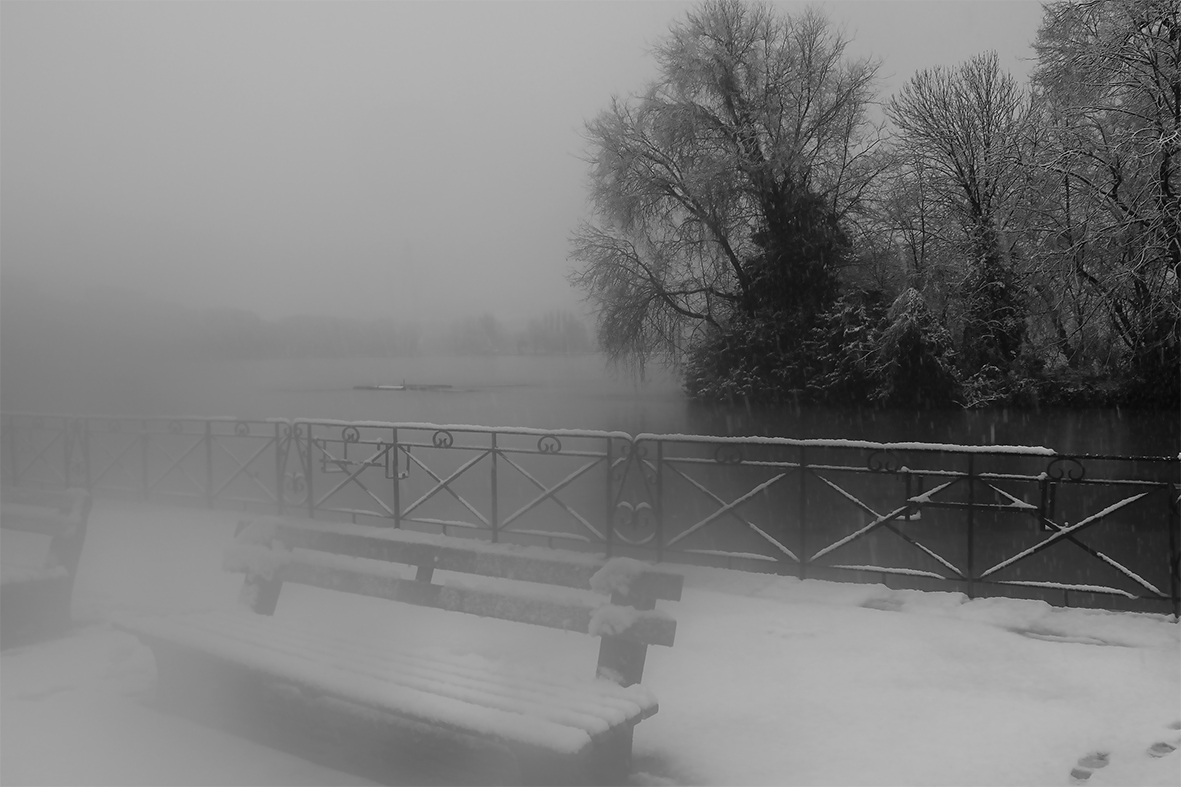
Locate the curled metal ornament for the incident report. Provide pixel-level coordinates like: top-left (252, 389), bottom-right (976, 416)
top-left (234, 421), bottom-right (250, 437)
top-left (867, 450), bottom-right (901, 473)
top-left (612, 501), bottom-right (657, 545)
top-left (284, 472), bottom-right (308, 504)
top-left (714, 445), bottom-right (743, 465)
top-left (617, 439), bottom-right (633, 457)
top-left (168, 420), bottom-right (184, 434)
top-left (342, 426), bottom-right (361, 443)
top-left (1046, 457), bottom-right (1085, 481)
top-left (614, 500), bottom-right (655, 529)
top-left (432, 430), bottom-right (454, 449)
top-left (281, 424), bottom-right (294, 440)
top-left (538, 435), bottom-right (562, 454)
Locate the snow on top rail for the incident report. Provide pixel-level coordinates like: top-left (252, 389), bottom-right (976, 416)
top-left (634, 432), bottom-right (1058, 455)
top-left (292, 419), bottom-right (631, 441)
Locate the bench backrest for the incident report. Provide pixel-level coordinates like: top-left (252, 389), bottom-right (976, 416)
top-left (1, 487), bottom-right (93, 578)
top-left (223, 516), bottom-right (683, 686)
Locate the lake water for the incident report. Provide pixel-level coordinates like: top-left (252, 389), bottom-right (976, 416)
top-left (2, 353), bottom-right (1176, 455)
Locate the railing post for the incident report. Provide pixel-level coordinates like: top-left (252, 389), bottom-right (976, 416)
top-left (1169, 457), bottom-right (1180, 621)
top-left (304, 424), bottom-right (315, 520)
top-left (275, 422), bottom-right (286, 516)
top-left (391, 427), bottom-right (401, 528)
top-left (63, 418), bottom-right (73, 489)
top-left (205, 420), bottom-right (214, 509)
top-left (655, 440), bottom-right (664, 563)
top-left (490, 432), bottom-right (499, 543)
top-left (604, 436), bottom-right (614, 558)
top-left (81, 418), bottom-right (92, 491)
top-left (966, 454), bottom-right (976, 599)
top-left (140, 421), bottom-right (150, 500)
top-left (797, 445), bottom-right (808, 580)
top-left (3, 414), bottom-right (18, 487)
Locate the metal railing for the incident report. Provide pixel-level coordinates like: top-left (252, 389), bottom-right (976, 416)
top-left (2, 413), bottom-right (290, 512)
top-left (3, 412), bottom-right (1177, 615)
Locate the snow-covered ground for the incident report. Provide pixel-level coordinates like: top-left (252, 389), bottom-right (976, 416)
top-left (2, 499), bottom-right (1178, 786)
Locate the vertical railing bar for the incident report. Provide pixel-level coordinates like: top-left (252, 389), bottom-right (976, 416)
top-left (655, 440), bottom-right (664, 563)
top-left (305, 424), bottom-right (315, 520)
top-left (1169, 457), bottom-right (1180, 620)
top-left (966, 454), bottom-right (976, 599)
top-left (604, 436), bottom-right (614, 558)
top-left (82, 418), bottom-right (92, 491)
top-left (63, 417), bottom-right (73, 489)
top-left (205, 420), bottom-right (214, 508)
top-left (5, 414), bottom-right (19, 486)
top-left (797, 445), bottom-right (807, 580)
top-left (392, 427), bottom-right (401, 528)
top-left (141, 420), bottom-right (150, 500)
top-left (275, 422), bottom-right (286, 516)
top-left (490, 432), bottom-right (499, 543)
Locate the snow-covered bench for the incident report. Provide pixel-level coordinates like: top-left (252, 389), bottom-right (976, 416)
top-left (120, 515), bottom-right (683, 785)
top-left (1, 487), bottom-right (92, 649)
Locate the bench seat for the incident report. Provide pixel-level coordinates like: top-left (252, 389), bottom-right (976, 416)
top-left (119, 515), bottom-right (682, 784)
top-left (125, 608), bottom-right (658, 755)
top-left (1, 487), bottom-right (92, 649)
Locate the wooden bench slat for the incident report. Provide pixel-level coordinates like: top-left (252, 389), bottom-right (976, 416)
top-left (126, 612), bottom-right (621, 755)
top-left (175, 612), bottom-right (647, 736)
top-left (0, 503), bottom-right (82, 537)
top-left (264, 518), bottom-right (683, 602)
top-left (248, 548), bottom-right (677, 648)
top-left (194, 610), bottom-right (655, 723)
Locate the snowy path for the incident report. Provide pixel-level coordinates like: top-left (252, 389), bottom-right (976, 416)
top-left (2, 499), bottom-right (1178, 786)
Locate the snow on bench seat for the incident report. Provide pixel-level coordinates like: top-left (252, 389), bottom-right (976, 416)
top-left (1, 488), bottom-right (92, 649)
top-left (121, 514), bottom-right (682, 783)
top-left (123, 608), bottom-right (656, 754)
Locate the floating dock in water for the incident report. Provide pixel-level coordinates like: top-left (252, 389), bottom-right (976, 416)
top-left (353, 384), bottom-right (454, 391)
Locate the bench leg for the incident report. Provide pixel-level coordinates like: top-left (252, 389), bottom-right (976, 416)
top-left (0, 577), bottom-right (72, 650)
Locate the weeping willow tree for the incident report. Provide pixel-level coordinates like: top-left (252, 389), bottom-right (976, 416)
top-left (570, 0), bottom-right (884, 393)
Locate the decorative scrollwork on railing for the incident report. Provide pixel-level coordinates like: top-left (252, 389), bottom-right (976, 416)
top-left (617, 439), bottom-right (633, 457)
top-left (1046, 456), bottom-right (1086, 481)
top-left (538, 435), bottom-right (562, 454)
top-left (342, 426), bottom-right (361, 443)
top-left (168, 420), bottom-right (184, 434)
top-left (613, 501), bottom-right (657, 545)
top-left (714, 445), bottom-right (743, 465)
top-left (432, 430), bottom-right (454, 449)
top-left (867, 450), bottom-right (901, 473)
top-left (284, 471), bottom-right (308, 505)
top-left (234, 421), bottom-right (251, 437)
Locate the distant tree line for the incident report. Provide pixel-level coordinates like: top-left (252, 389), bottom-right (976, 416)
top-left (0, 279), bottom-right (594, 361)
top-left (571, 0), bottom-right (1179, 408)
top-left (443, 310), bottom-right (594, 356)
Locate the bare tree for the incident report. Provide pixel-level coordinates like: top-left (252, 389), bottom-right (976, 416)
top-left (886, 52), bottom-right (1033, 371)
top-left (1032, 0), bottom-right (1180, 394)
top-left (570, 0), bottom-right (882, 372)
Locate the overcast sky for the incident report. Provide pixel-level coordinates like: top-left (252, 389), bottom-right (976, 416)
top-left (1, 1), bottom-right (1046, 324)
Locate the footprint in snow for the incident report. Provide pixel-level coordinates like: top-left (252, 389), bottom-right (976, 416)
top-left (1069, 721), bottom-right (1181, 783)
